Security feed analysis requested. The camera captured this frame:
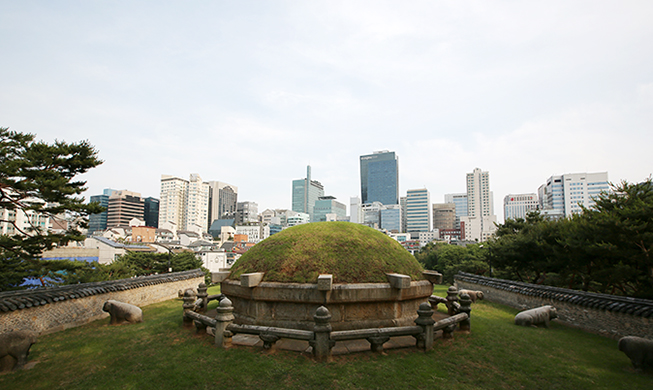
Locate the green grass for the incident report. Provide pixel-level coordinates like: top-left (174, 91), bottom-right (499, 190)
top-left (229, 222), bottom-right (424, 283)
top-left (1, 285), bottom-right (650, 389)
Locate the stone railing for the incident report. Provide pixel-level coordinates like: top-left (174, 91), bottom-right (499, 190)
top-left (1, 269), bottom-right (205, 334)
top-left (181, 290), bottom-right (471, 361)
top-left (454, 272), bottom-right (653, 339)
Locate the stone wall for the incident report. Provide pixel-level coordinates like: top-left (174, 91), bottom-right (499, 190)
top-left (0, 269), bottom-right (205, 335)
top-left (454, 272), bottom-right (653, 340)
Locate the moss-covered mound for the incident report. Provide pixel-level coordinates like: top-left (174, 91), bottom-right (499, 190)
top-left (228, 222), bottom-right (424, 283)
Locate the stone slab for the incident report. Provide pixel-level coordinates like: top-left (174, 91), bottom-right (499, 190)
top-left (212, 271), bottom-right (230, 283)
top-left (240, 272), bottom-right (265, 288)
top-left (386, 273), bottom-right (411, 289)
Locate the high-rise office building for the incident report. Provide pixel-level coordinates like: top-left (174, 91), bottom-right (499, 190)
top-left (380, 204), bottom-right (401, 233)
top-left (406, 188), bottom-right (431, 236)
top-left (292, 165), bottom-right (324, 222)
top-left (461, 168), bottom-right (497, 242)
top-left (236, 201), bottom-right (259, 224)
top-left (360, 151), bottom-right (399, 205)
top-left (432, 203), bottom-right (456, 231)
top-left (106, 190), bottom-right (144, 228)
top-left (159, 173), bottom-right (210, 231)
top-left (143, 197), bottom-right (160, 228)
top-left (444, 193), bottom-right (468, 229)
top-left (88, 188), bottom-right (116, 234)
top-left (503, 194), bottom-right (538, 221)
top-left (538, 172), bottom-right (609, 218)
top-left (313, 196), bottom-right (347, 222)
top-left (207, 181), bottom-right (238, 224)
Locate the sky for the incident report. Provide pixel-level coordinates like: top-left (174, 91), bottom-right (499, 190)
top-left (2, 1), bottom-right (652, 223)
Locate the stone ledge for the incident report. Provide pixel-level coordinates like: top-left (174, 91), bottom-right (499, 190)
top-left (222, 279), bottom-right (433, 303)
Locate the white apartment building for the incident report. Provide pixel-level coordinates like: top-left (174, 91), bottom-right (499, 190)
top-left (464, 168), bottom-right (497, 242)
top-left (538, 172), bottom-right (609, 218)
top-left (504, 193), bottom-right (539, 221)
top-left (0, 201), bottom-right (51, 236)
top-left (159, 173), bottom-right (209, 232)
top-left (187, 174), bottom-right (210, 232)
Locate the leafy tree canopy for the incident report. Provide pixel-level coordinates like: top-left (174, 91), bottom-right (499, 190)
top-left (0, 127), bottom-right (103, 290)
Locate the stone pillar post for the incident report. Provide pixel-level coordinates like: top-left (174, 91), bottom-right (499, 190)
top-left (312, 306), bottom-right (332, 362)
top-left (215, 297), bottom-right (235, 348)
top-left (182, 289), bottom-right (196, 327)
top-left (458, 293), bottom-right (472, 333)
top-left (196, 283), bottom-right (208, 313)
top-left (446, 286), bottom-right (459, 316)
top-left (414, 302), bottom-right (435, 351)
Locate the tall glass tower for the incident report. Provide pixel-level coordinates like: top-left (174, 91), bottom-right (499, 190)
top-left (360, 151), bottom-right (399, 205)
top-left (292, 165), bottom-right (324, 222)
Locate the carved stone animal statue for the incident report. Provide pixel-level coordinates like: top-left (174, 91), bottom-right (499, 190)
top-left (619, 336), bottom-right (653, 371)
top-left (458, 289), bottom-right (484, 303)
top-left (102, 300), bottom-right (143, 325)
top-left (514, 305), bottom-right (558, 328)
top-left (0, 330), bottom-right (38, 372)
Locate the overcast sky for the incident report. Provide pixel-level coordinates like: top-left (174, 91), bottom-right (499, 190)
top-left (2, 1), bottom-right (652, 222)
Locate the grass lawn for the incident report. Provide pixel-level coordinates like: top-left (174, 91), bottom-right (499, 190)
top-left (1, 285), bottom-right (650, 389)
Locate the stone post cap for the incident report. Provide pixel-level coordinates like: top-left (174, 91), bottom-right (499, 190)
top-left (386, 273), bottom-right (411, 289)
top-left (212, 271), bottom-right (231, 283)
top-left (317, 274), bottom-right (333, 291)
top-left (422, 270), bottom-right (443, 285)
top-left (240, 272), bottom-right (265, 288)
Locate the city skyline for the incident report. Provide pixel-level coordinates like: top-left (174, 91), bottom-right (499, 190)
top-left (2, 2), bottom-right (652, 223)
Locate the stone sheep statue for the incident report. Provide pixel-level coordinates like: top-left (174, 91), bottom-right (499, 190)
top-left (0, 330), bottom-right (38, 372)
top-left (619, 336), bottom-right (653, 371)
top-left (514, 305), bottom-right (558, 328)
top-left (102, 300), bottom-right (143, 325)
top-left (458, 289), bottom-right (484, 303)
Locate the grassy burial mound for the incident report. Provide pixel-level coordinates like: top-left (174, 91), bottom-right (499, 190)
top-left (228, 222), bottom-right (424, 283)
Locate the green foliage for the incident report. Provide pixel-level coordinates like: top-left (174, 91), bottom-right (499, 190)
top-left (0, 127), bottom-right (103, 291)
top-left (114, 251), bottom-right (209, 283)
top-left (415, 242), bottom-right (488, 284)
top-left (229, 222), bottom-right (424, 283)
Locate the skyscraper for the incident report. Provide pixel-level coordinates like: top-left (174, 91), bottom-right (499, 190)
top-left (88, 188), bottom-right (116, 234)
top-left (461, 168), bottom-right (497, 242)
top-left (444, 193), bottom-right (468, 229)
top-left (159, 173), bottom-right (210, 231)
top-left (432, 203), bottom-right (456, 231)
top-left (106, 190), bottom-right (144, 228)
top-left (207, 181), bottom-right (238, 224)
top-left (292, 165), bottom-right (324, 222)
top-left (143, 197), bottom-right (160, 228)
top-left (360, 151), bottom-right (399, 205)
top-left (406, 188), bottom-right (431, 236)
